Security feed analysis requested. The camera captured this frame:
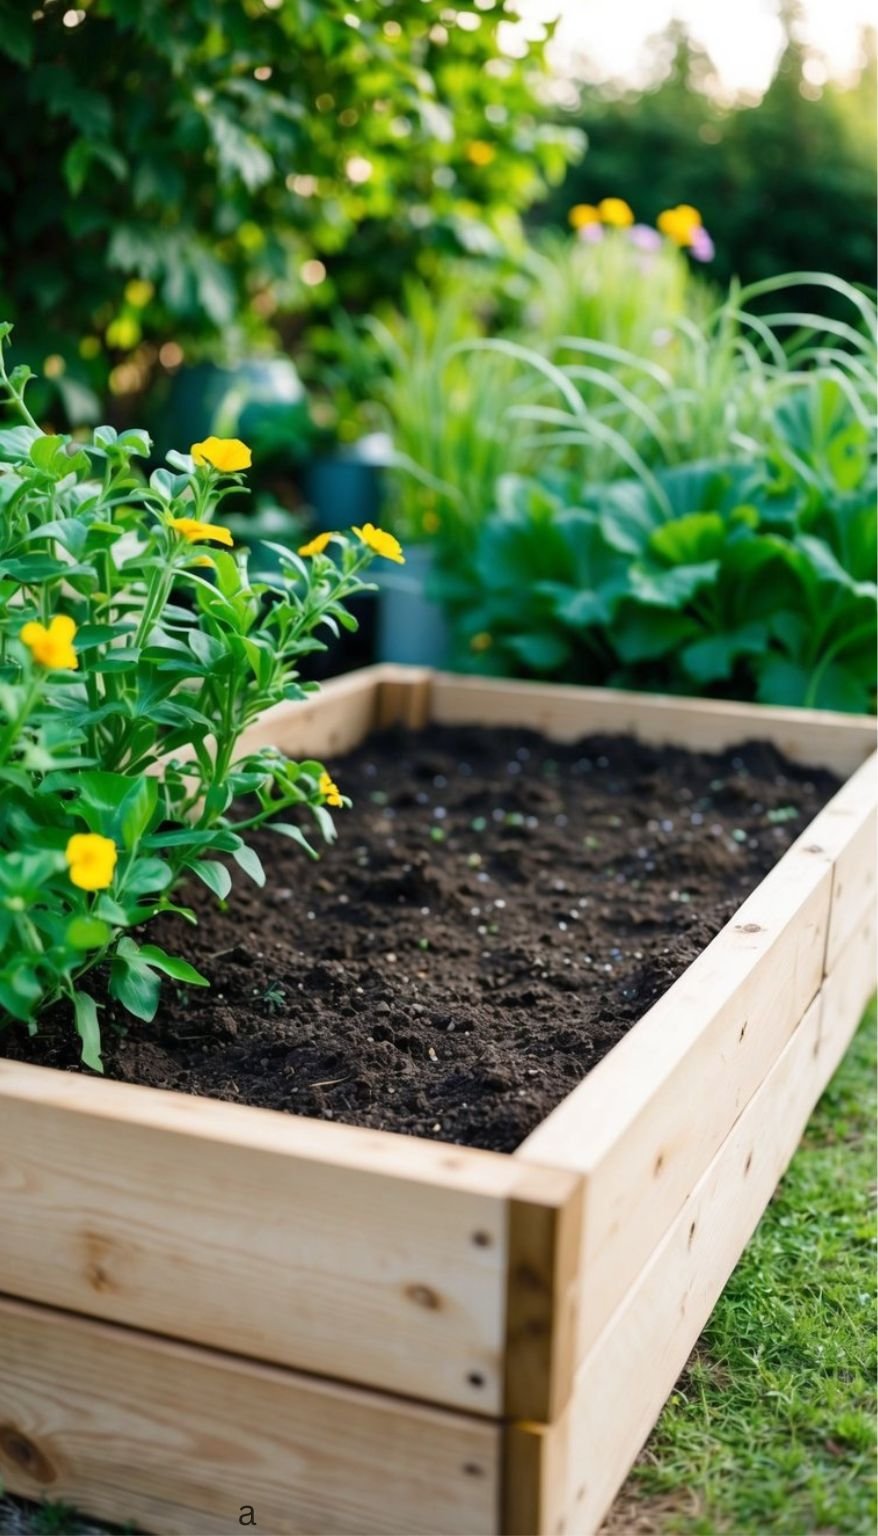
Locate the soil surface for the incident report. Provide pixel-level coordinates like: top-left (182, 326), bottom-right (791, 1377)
top-left (8, 725), bottom-right (838, 1152)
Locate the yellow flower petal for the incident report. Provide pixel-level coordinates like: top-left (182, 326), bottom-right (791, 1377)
top-left (190, 435), bottom-right (253, 473)
top-left (569, 203), bottom-right (600, 229)
top-left (298, 531), bottom-right (335, 557)
top-left (598, 197), bottom-right (635, 228)
top-left (20, 615), bottom-right (79, 670)
top-left (657, 204), bottom-right (702, 246)
top-left (65, 833), bottom-right (118, 892)
top-left (351, 522), bottom-right (405, 564)
top-left (319, 769), bottom-right (343, 808)
top-left (169, 517), bottom-right (234, 547)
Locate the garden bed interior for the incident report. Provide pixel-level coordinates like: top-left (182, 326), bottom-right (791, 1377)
top-left (0, 664), bottom-right (875, 1536)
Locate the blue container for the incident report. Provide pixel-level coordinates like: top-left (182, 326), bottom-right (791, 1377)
top-left (375, 543), bottom-right (450, 668)
top-left (303, 434), bottom-right (392, 533)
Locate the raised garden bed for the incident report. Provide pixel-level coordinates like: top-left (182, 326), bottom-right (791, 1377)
top-left (0, 664), bottom-right (875, 1536)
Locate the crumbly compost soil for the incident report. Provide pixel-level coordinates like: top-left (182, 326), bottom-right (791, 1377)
top-left (9, 725), bottom-right (838, 1152)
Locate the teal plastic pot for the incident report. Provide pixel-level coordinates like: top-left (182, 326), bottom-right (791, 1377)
top-left (303, 434), bottom-right (391, 533)
top-left (375, 543), bottom-right (450, 668)
top-left (157, 358), bottom-right (311, 465)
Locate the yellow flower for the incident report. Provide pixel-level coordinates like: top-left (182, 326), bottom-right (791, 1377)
top-left (298, 531), bottom-right (335, 557)
top-left (190, 436), bottom-right (253, 473)
top-left (466, 140), bottom-right (495, 166)
top-left (470, 631), bottom-right (492, 652)
top-left (352, 522), bottom-right (405, 564)
top-left (169, 517), bottom-right (234, 547)
top-left (657, 204), bottom-right (702, 247)
top-left (598, 198), bottom-right (635, 228)
top-left (319, 769), bottom-right (343, 808)
top-left (569, 203), bottom-right (600, 230)
top-left (66, 833), bottom-right (117, 893)
top-left (20, 615), bottom-right (78, 671)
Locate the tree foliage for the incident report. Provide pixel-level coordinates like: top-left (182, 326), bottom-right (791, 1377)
top-left (0, 0), bottom-right (580, 418)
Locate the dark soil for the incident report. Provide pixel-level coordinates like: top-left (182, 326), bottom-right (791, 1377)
top-left (8, 726), bottom-right (838, 1152)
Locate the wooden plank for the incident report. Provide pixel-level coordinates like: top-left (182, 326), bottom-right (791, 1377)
top-left (234, 663), bottom-right (383, 760)
top-left (821, 898), bottom-right (877, 1071)
top-left (822, 755), bottom-right (877, 971)
top-left (504, 1165), bottom-right (583, 1423)
top-left (0, 1296), bottom-right (501, 1536)
top-left (518, 813), bottom-right (837, 1362)
top-left (375, 663), bottom-right (434, 728)
top-left (0, 1059), bottom-right (576, 1417)
top-left (430, 672), bottom-right (876, 777)
top-left (506, 978), bottom-right (868, 1536)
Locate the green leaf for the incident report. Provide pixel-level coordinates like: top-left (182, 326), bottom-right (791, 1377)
top-left (232, 842), bottom-right (266, 886)
top-left (270, 823), bottom-right (318, 859)
top-left (66, 916), bottom-right (111, 951)
top-left (506, 631), bottom-right (571, 673)
top-left (191, 860), bottom-right (233, 899)
top-left (0, 2), bottom-right (33, 65)
top-left (72, 991), bottom-right (103, 1073)
top-left (0, 425), bottom-right (40, 462)
top-left (110, 954), bottom-right (161, 1022)
top-left (628, 561), bottom-right (720, 609)
top-left (137, 944), bottom-right (209, 986)
top-left (123, 857), bottom-right (173, 897)
top-left (649, 513), bottom-right (726, 566)
top-left (681, 624), bottom-right (768, 684)
top-left (614, 603), bottom-right (701, 662)
top-left (120, 777), bottom-right (159, 849)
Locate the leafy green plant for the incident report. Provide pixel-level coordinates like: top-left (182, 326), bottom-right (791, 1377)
top-left (0, 0), bottom-right (580, 420)
top-left (364, 281), bottom-right (543, 549)
top-left (0, 322), bottom-right (400, 1064)
top-left (438, 415), bottom-right (877, 712)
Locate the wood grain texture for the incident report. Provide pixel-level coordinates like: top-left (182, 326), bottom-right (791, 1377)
top-left (821, 898), bottom-right (877, 1070)
top-left (507, 980), bottom-right (867, 1536)
top-left (504, 1165), bottom-right (583, 1423)
top-left (375, 664), bottom-right (435, 729)
top-left (0, 1296), bottom-right (500, 1536)
top-left (0, 1058), bottom-right (579, 1419)
top-left (430, 673), bottom-right (875, 777)
top-left (821, 754), bottom-right (877, 972)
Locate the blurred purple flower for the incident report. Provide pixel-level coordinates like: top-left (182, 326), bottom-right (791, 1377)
top-left (629, 223), bottom-right (662, 252)
top-left (690, 226), bottom-right (715, 262)
top-left (577, 223), bottom-right (604, 244)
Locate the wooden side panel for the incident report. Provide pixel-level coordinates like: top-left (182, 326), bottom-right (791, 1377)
top-left (517, 760), bottom-right (876, 1364)
top-left (375, 663), bottom-right (434, 728)
top-left (0, 1297), bottom-right (501, 1536)
top-left (507, 977), bottom-right (869, 1536)
top-left (823, 755), bottom-right (877, 971)
top-left (430, 673), bottom-right (876, 777)
top-left (504, 1166), bottom-right (583, 1424)
top-left (821, 899), bottom-right (877, 1067)
top-left (0, 1062), bottom-right (522, 1414)
top-left (0, 1060), bottom-right (581, 1421)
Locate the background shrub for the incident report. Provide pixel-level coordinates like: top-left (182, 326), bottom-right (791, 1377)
top-left (0, 0), bottom-right (580, 423)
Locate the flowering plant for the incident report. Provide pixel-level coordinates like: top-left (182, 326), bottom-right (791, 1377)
top-left (0, 322), bottom-right (401, 1068)
top-left (569, 196), bottom-right (714, 263)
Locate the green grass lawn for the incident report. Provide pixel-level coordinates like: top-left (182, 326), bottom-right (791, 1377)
top-left (606, 999), bottom-right (877, 1536)
top-left (2, 1005), bottom-right (875, 1536)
